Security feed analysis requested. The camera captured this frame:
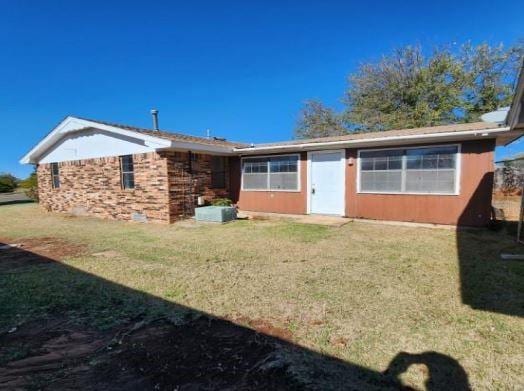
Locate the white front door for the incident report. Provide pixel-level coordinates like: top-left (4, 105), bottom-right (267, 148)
top-left (308, 150), bottom-right (345, 215)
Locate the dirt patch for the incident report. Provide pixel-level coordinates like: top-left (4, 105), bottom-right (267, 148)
top-left (330, 336), bottom-right (349, 348)
top-left (0, 237), bottom-right (86, 270)
top-left (232, 316), bottom-right (293, 341)
top-left (0, 317), bottom-right (110, 389)
top-left (90, 317), bottom-right (300, 390)
top-left (0, 315), bottom-right (303, 390)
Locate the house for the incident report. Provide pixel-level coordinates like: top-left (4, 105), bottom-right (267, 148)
top-left (20, 115), bottom-right (523, 226)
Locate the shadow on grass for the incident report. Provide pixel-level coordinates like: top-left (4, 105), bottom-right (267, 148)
top-left (0, 199), bottom-right (35, 206)
top-left (457, 173), bottom-right (524, 318)
top-left (0, 240), bottom-right (471, 390)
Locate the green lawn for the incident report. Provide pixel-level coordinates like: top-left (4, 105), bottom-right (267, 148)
top-left (1, 204), bottom-right (523, 389)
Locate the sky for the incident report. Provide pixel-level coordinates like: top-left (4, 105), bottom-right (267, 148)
top-left (1, 0), bottom-right (523, 178)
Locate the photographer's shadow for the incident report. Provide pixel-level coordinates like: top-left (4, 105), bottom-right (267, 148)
top-left (384, 351), bottom-right (471, 391)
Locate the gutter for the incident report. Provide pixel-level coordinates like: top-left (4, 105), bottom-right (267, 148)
top-left (164, 140), bottom-right (238, 155)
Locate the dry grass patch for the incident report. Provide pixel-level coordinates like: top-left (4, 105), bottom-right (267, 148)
top-left (0, 204), bottom-right (523, 389)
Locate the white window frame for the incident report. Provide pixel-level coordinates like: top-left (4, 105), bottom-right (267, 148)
top-left (240, 153), bottom-right (301, 192)
top-left (120, 155), bottom-right (135, 190)
top-left (356, 143), bottom-right (461, 196)
top-left (50, 162), bottom-right (60, 189)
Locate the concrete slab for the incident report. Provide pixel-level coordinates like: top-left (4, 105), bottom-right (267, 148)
top-left (351, 218), bottom-right (458, 230)
top-left (238, 211), bottom-right (462, 230)
top-left (237, 210), bottom-right (351, 227)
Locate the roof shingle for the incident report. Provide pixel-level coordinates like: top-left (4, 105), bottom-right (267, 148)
top-left (237, 121), bottom-right (502, 149)
top-left (80, 117), bottom-right (247, 148)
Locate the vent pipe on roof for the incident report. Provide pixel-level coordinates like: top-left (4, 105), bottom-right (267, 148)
top-left (150, 109), bottom-right (159, 130)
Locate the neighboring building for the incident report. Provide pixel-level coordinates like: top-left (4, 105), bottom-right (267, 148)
top-left (21, 116), bottom-right (523, 226)
top-left (494, 153), bottom-right (524, 191)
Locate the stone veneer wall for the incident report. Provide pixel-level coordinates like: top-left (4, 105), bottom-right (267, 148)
top-left (37, 151), bottom-right (231, 223)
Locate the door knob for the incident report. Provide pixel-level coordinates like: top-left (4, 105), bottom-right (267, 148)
top-left (311, 187), bottom-right (315, 194)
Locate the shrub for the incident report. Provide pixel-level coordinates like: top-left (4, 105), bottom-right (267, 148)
top-left (210, 198), bottom-right (233, 206)
top-left (0, 173), bottom-right (18, 193)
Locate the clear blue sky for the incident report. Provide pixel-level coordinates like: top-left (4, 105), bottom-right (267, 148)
top-left (2, 0), bottom-right (522, 178)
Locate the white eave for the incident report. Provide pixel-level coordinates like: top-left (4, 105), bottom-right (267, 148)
top-left (233, 126), bottom-right (522, 155)
top-left (20, 116), bottom-right (234, 164)
top-left (164, 141), bottom-right (237, 155)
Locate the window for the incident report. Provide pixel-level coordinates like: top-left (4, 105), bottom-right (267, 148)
top-left (51, 162), bottom-right (60, 189)
top-left (211, 156), bottom-right (226, 188)
top-left (359, 149), bottom-right (402, 192)
top-left (242, 155), bottom-right (299, 191)
top-left (359, 145), bottom-right (459, 194)
top-left (120, 155), bottom-right (135, 189)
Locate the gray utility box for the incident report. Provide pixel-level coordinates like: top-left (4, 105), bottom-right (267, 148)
top-left (194, 206), bottom-right (237, 223)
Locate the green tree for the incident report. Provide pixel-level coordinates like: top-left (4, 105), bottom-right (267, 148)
top-left (0, 173), bottom-right (18, 193)
top-left (344, 45), bottom-right (465, 131)
top-left (295, 41), bottom-right (523, 135)
top-left (19, 171), bottom-right (38, 201)
top-left (461, 42), bottom-right (524, 120)
top-left (294, 100), bottom-right (346, 139)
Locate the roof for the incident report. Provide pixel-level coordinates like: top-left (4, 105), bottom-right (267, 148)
top-left (241, 121), bottom-right (503, 149)
top-left (20, 115), bottom-right (523, 164)
top-left (77, 117), bottom-right (247, 148)
top-left (20, 116), bottom-right (244, 164)
top-left (235, 121), bottom-right (523, 153)
top-left (496, 152), bottom-right (524, 163)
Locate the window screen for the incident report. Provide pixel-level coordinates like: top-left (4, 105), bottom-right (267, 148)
top-left (120, 155), bottom-right (135, 189)
top-left (359, 146), bottom-right (458, 194)
top-left (360, 150), bottom-right (403, 192)
top-left (405, 146), bottom-right (457, 193)
top-left (51, 162), bottom-right (60, 189)
top-left (242, 155), bottom-right (299, 191)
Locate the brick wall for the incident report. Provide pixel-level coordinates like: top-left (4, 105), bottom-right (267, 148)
top-left (37, 152), bottom-right (171, 223)
top-left (162, 151), bottom-right (230, 221)
top-left (37, 151), bottom-right (231, 223)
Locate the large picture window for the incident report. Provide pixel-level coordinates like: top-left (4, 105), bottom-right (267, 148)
top-left (120, 155), bottom-right (135, 189)
top-left (359, 145), bottom-right (459, 194)
top-left (242, 155), bottom-right (299, 191)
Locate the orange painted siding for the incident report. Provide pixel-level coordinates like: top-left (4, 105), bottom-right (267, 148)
top-left (345, 140), bottom-right (495, 226)
top-left (231, 152), bottom-right (307, 214)
top-left (231, 140), bottom-right (495, 227)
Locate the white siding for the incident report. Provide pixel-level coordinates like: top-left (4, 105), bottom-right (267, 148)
top-left (39, 129), bottom-right (156, 163)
